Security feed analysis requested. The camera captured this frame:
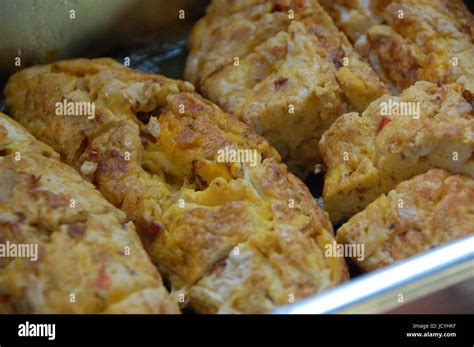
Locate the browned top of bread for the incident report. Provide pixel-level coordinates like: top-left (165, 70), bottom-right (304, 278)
top-left (320, 0), bottom-right (474, 94)
top-left (186, 0), bottom-right (387, 176)
top-left (337, 169), bottom-right (474, 271)
top-left (5, 58), bottom-right (348, 313)
top-left (0, 113), bottom-right (179, 313)
top-left (319, 81), bottom-right (473, 223)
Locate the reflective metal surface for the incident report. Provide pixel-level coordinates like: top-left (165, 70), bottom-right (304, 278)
top-left (274, 236), bottom-right (474, 314)
top-left (0, 0), bottom-right (208, 77)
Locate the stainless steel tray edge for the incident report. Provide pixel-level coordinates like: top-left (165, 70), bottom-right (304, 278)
top-left (273, 235), bottom-right (474, 314)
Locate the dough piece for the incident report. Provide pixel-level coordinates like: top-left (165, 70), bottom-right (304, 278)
top-left (5, 58), bottom-right (348, 313)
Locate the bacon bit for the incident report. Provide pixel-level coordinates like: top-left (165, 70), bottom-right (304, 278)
top-left (271, 46), bottom-right (286, 59)
top-left (459, 23), bottom-right (471, 36)
top-left (355, 187), bottom-right (369, 195)
top-left (175, 128), bottom-right (200, 149)
top-left (294, 281), bottom-right (316, 295)
top-left (96, 264), bottom-right (111, 290)
top-left (140, 128), bottom-right (155, 144)
top-left (273, 77), bottom-right (288, 90)
top-left (176, 95), bottom-right (204, 114)
top-left (295, 0), bottom-right (306, 8)
top-left (140, 221), bottom-right (163, 244)
top-left (271, 4), bottom-right (283, 12)
top-left (98, 149), bottom-right (129, 174)
top-left (76, 136), bottom-right (89, 158)
top-left (87, 148), bottom-right (100, 162)
top-left (271, 0), bottom-right (290, 11)
top-left (0, 294), bottom-right (11, 304)
top-left (462, 89), bottom-right (474, 110)
top-left (377, 116), bottom-right (391, 133)
top-left (0, 217), bottom-right (23, 234)
top-left (27, 174), bottom-right (42, 187)
top-left (332, 58), bottom-right (342, 69)
top-left (29, 190), bottom-right (68, 207)
top-left (67, 224), bottom-right (86, 238)
top-left (0, 125), bottom-right (8, 142)
top-left (93, 109), bottom-right (107, 123)
top-left (267, 164), bottom-right (283, 183)
top-left (43, 191), bottom-right (68, 207)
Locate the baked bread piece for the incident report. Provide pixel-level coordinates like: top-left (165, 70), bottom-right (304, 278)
top-left (336, 169), bottom-right (474, 271)
top-left (319, 0), bottom-right (474, 94)
top-left (5, 58), bottom-right (348, 313)
top-left (0, 113), bottom-right (179, 313)
top-left (319, 81), bottom-right (474, 223)
top-left (186, 0), bottom-right (387, 177)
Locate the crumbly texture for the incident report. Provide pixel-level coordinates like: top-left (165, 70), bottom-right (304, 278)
top-left (186, 0), bottom-right (387, 177)
top-left (5, 58), bottom-right (348, 313)
top-left (319, 81), bottom-right (474, 223)
top-left (0, 113), bottom-right (179, 314)
top-left (337, 169), bottom-right (474, 271)
top-left (320, 0), bottom-right (474, 94)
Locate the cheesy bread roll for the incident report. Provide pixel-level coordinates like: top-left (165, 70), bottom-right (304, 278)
top-left (5, 58), bottom-right (348, 313)
top-left (337, 169), bottom-right (474, 271)
top-left (320, 0), bottom-right (474, 94)
top-left (319, 81), bottom-right (474, 223)
top-left (0, 113), bottom-right (179, 314)
top-left (186, 0), bottom-right (387, 177)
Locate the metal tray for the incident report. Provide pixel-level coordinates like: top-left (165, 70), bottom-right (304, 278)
top-left (0, 0), bottom-right (472, 314)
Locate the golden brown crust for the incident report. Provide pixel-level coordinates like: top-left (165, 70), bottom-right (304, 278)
top-left (0, 113), bottom-right (179, 314)
top-left (337, 169), bottom-right (474, 271)
top-left (5, 58), bottom-right (348, 313)
top-left (319, 81), bottom-right (474, 223)
top-left (186, 0), bottom-right (387, 177)
top-left (320, 0), bottom-right (474, 94)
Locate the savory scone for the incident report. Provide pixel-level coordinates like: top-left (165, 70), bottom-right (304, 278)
top-left (186, 0), bottom-right (387, 177)
top-left (4, 58), bottom-right (348, 313)
top-left (337, 169), bottom-right (474, 271)
top-left (0, 113), bottom-right (179, 314)
top-left (319, 0), bottom-right (474, 94)
top-left (319, 81), bottom-right (474, 223)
